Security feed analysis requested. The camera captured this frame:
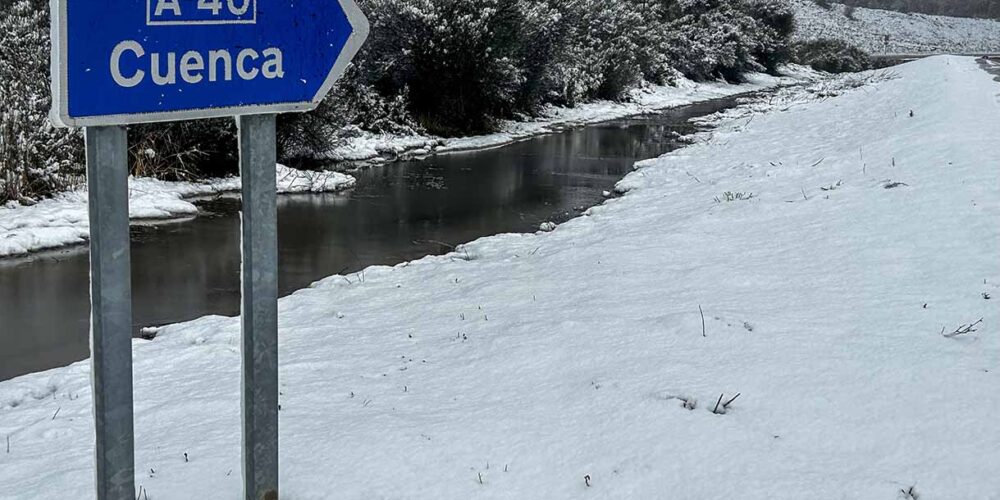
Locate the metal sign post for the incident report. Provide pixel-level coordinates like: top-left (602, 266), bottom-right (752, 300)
top-left (50, 1), bottom-right (369, 498)
top-left (238, 114), bottom-right (280, 500)
top-left (85, 126), bottom-right (136, 499)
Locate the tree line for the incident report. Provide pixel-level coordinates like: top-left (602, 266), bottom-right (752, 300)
top-left (2, 0), bottom-right (798, 204)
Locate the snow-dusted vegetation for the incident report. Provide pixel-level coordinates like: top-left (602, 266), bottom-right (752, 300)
top-left (0, 1), bottom-right (83, 204)
top-left (791, 38), bottom-right (872, 72)
top-left (791, 0), bottom-right (1000, 53)
top-left (284, 0), bottom-right (797, 143)
top-left (0, 0), bottom-right (797, 205)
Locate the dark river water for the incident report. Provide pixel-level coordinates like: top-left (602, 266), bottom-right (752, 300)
top-left (0, 97), bottom-right (740, 381)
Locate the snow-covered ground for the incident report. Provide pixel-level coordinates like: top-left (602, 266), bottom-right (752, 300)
top-left (313, 69), bottom-right (819, 164)
top-left (2, 56), bottom-right (998, 499)
top-left (791, 0), bottom-right (1000, 54)
top-left (0, 165), bottom-right (355, 258)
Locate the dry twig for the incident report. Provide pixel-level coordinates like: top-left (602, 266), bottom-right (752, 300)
top-left (942, 319), bottom-right (983, 338)
top-left (699, 305), bottom-right (706, 338)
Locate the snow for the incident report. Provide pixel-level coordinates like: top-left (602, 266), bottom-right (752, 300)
top-left (0, 165), bottom-right (355, 258)
top-left (1, 56), bottom-right (998, 499)
top-left (312, 68), bottom-right (821, 164)
top-left (791, 0), bottom-right (1000, 54)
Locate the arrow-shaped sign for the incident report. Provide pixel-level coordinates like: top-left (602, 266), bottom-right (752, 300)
top-left (51, 0), bottom-right (370, 127)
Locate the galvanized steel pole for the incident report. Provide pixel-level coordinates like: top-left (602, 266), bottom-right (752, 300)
top-left (237, 114), bottom-right (280, 500)
top-left (85, 125), bottom-right (136, 500)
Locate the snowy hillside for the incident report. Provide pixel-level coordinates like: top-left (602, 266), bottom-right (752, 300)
top-left (792, 0), bottom-right (1000, 54)
top-left (1, 56), bottom-right (997, 499)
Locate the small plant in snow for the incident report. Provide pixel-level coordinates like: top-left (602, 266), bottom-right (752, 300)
top-left (820, 180), bottom-right (843, 192)
top-left (712, 393), bottom-right (741, 415)
top-left (714, 191), bottom-right (756, 203)
top-left (941, 319), bottom-right (984, 338)
top-left (660, 393), bottom-right (698, 410)
top-left (900, 485), bottom-right (919, 500)
top-left (449, 246), bottom-right (475, 261)
top-left (681, 397), bottom-right (698, 410)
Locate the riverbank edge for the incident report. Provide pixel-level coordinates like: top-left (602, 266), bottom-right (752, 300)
top-left (299, 66), bottom-right (823, 165)
top-left (0, 66), bottom-right (823, 261)
top-left (0, 165), bottom-right (356, 259)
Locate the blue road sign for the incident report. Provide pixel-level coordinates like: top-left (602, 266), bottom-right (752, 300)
top-left (51, 0), bottom-right (369, 127)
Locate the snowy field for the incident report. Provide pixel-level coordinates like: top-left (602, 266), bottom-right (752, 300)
top-left (791, 0), bottom-right (1000, 54)
top-left (1, 56), bottom-right (998, 499)
top-left (0, 165), bottom-right (355, 258)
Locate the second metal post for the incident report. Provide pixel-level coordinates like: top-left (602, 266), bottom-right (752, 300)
top-left (86, 125), bottom-right (136, 500)
top-left (237, 114), bottom-right (279, 500)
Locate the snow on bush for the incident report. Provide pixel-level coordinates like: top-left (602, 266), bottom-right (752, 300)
top-left (792, 38), bottom-right (873, 72)
top-left (347, 0), bottom-right (796, 133)
top-left (0, 0), bottom-right (83, 204)
top-left (663, 0), bottom-right (796, 82)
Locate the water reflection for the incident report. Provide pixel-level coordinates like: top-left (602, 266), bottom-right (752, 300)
top-left (0, 97), bottom-right (736, 380)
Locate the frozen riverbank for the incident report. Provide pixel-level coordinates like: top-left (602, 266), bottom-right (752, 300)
top-left (1, 56), bottom-right (997, 499)
top-left (308, 69), bottom-right (819, 163)
top-left (0, 69), bottom-right (817, 260)
top-left (0, 165), bottom-right (355, 258)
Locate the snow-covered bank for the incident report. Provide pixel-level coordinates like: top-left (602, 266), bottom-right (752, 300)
top-left (2, 56), bottom-right (998, 499)
top-left (791, 0), bottom-right (1000, 54)
top-left (315, 68), bottom-right (820, 163)
top-left (1, 69), bottom-right (818, 260)
top-left (0, 165), bottom-right (355, 258)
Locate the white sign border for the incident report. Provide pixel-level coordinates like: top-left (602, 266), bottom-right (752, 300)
top-left (50, 0), bottom-right (370, 128)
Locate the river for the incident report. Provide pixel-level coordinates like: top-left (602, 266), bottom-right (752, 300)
top-left (0, 96), bottom-right (741, 381)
